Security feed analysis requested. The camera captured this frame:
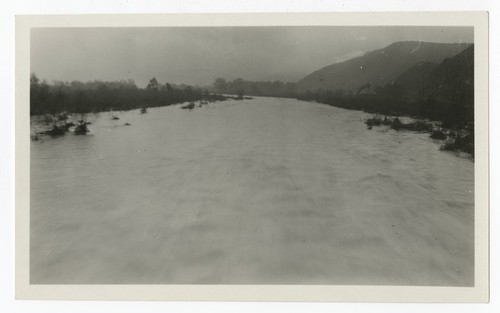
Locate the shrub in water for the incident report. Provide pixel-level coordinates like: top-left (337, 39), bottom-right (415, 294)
top-left (43, 125), bottom-right (66, 137)
top-left (440, 133), bottom-right (474, 155)
top-left (430, 129), bottom-right (447, 140)
top-left (382, 117), bottom-right (392, 125)
top-left (365, 116), bottom-right (383, 127)
top-left (74, 120), bottom-right (90, 135)
top-left (390, 117), bottom-right (402, 130)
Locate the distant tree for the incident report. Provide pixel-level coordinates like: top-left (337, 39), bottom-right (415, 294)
top-left (74, 90), bottom-right (90, 117)
top-left (30, 73), bottom-right (40, 86)
top-left (146, 77), bottom-right (159, 92)
top-left (231, 78), bottom-right (244, 89)
top-left (37, 80), bottom-right (53, 114)
top-left (73, 90), bottom-right (91, 135)
top-left (70, 80), bottom-right (85, 90)
top-left (30, 73), bottom-right (41, 115)
top-left (127, 79), bottom-right (137, 89)
top-left (213, 77), bottom-right (227, 93)
top-left (249, 82), bottom-right (259, 94)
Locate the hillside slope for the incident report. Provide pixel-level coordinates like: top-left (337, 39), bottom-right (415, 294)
top-left (298, 41), bottom-right (470, 92)
top-left (392, 44), bottom-right (474, 124)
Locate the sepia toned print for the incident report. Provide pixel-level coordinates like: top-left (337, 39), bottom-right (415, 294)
top-left (17, 12), bottom-right (489, 301)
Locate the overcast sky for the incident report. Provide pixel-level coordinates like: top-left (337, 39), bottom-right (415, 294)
top-left (31, 26), bottom-right (473, 87)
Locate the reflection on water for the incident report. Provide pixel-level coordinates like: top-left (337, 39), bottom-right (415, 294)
top-left (30, 97), bottom-right (474, 285)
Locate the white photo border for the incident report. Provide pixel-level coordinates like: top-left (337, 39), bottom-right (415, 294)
top-left (15, 12), bottom-right (489, 302)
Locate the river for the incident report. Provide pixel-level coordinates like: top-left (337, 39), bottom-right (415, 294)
top-left (30, 97), bottom-right (474, 285)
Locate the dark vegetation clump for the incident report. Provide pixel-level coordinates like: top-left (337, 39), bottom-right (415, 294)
top-left (213, 77), bottom-right (297, 98)
top-left (364, 113), bottom-right (473, 155)
top-left (74, 120), bottom-right (90, 135)
top-left (43, 125), bottom-right (66, 137)
top-left (365, 116), bottom-right (383, 127)
top-left (430, 129), bottom-right (447, 140)
top-left (367, 116), bottom-right (434, 132)
top-left (364, 112), bottom-right (474, 155)
top-left (389, 117), bottom-right (403, 130)
top-left (31, 111), bottom-right (92, 140)
top-left (441, 132), bottom-right (474, 155)
top-left (36, 113), bottom-right (77, 137)
top-left (63, 121), bottom-right (75, 130)
top-left (382, 116), bottom-right (392, 126)
top-left (39, 112), bottom-right (71, 137)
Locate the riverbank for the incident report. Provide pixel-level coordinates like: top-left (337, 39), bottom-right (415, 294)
top-left (364, 115), bottom-right (474, 156)
top-left (296, 85), bottom-right (474, 157)
top-left (30, 74), bottom-right (236, 116)
top-left (30, 95), bottom-right (248, 140)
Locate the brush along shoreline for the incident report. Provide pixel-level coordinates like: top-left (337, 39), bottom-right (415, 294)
top-left (365, 115), bottom-right (474, 156)
top-left (30, 95), bottom-right (250, 140)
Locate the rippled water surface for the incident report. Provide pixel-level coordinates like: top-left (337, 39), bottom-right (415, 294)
top-left (31, 97), bottom-right (474, 285)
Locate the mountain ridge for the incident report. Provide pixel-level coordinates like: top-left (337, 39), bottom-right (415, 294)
top-left (297, 41), bottom-right (471, 93)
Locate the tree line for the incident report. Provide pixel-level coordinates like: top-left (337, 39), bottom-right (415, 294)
top-left (212, 77), bottom-right (298, 98)
top-left (30, 74), bottom-right (223, 116)
top-left (211, 74), bottom-right (473, 128)
top-left (297, 81), bottom-right (473, 129)
top-left (31, 70), bottom-right (473, 130)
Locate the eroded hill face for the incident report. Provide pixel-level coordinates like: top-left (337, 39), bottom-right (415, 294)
top-left (298, 41), bottom-right (471, 93)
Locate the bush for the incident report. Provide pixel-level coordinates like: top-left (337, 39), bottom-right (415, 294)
top-left (74, 120), bottom-right (90, 135)
top-left (43, 125), bottom-right (66, 137)
top-left (430, 129), bottom-right (447, 140)
top-left (441, 133), bottom-right (474, 154)
top-left (382, 116), bottom-right (392, 125)
top-left (365, 116), bottom-right (383, 127)
top-left (390, 117), bottom-right (403, 130)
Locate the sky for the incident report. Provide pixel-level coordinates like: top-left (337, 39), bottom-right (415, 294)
top-left (31, 26), bottom-right (473, 87)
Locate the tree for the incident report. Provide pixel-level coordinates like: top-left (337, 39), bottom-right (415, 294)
top-left (213, 77), bottom-right (227, 93)
top-left (30, 73), bottom-right (41, 115)
top-left (73, 90), bottom-right (91, 135)
top-left (146, 77), bottom-right (159, 92)
top-left (30, 73), bottom-right (40, 86)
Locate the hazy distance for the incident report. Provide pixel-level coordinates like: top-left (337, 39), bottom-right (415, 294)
top-left (31, 26), bottom-right (473, 87)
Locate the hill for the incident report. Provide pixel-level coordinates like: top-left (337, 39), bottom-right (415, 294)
top-left (427, 44), bottom-right (474, 106)
top-left (393, 44), bottom-right (474, 124)
top-left (297, 41), bottom-right (470, 92)
top-left (393, 61), bottom-right (438, 102)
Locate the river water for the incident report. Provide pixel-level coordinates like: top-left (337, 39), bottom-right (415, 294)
top-left (30, 97), bottom-right (474, 285)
